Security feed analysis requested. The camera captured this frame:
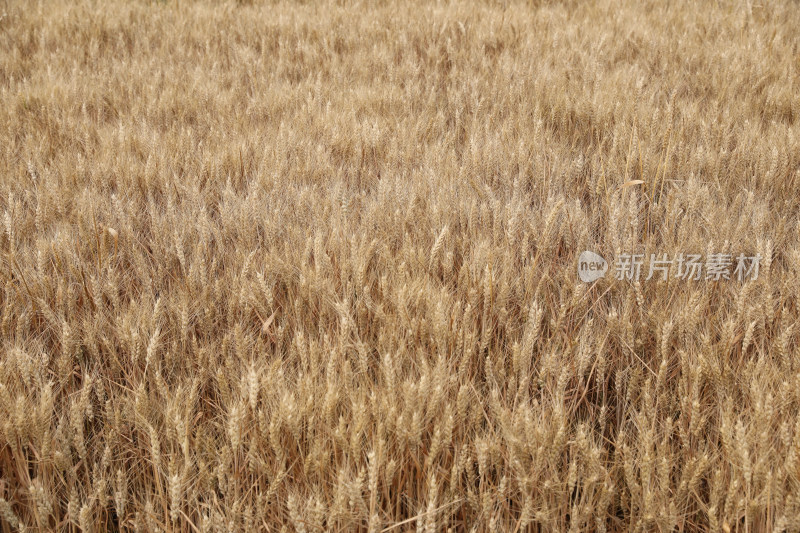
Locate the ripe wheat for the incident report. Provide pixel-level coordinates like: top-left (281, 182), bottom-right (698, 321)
top-left (1, 0), bottom-right (800, 531)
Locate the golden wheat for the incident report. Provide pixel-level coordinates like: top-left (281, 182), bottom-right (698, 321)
top-left (1, 0), bottom-right (800, 531)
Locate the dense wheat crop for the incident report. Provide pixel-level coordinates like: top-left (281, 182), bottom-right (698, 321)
top-left (1, 0), bottom-right (800, 530)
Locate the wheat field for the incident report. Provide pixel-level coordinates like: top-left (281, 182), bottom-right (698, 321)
top-left (1, 0), bottom-right (799, 531)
